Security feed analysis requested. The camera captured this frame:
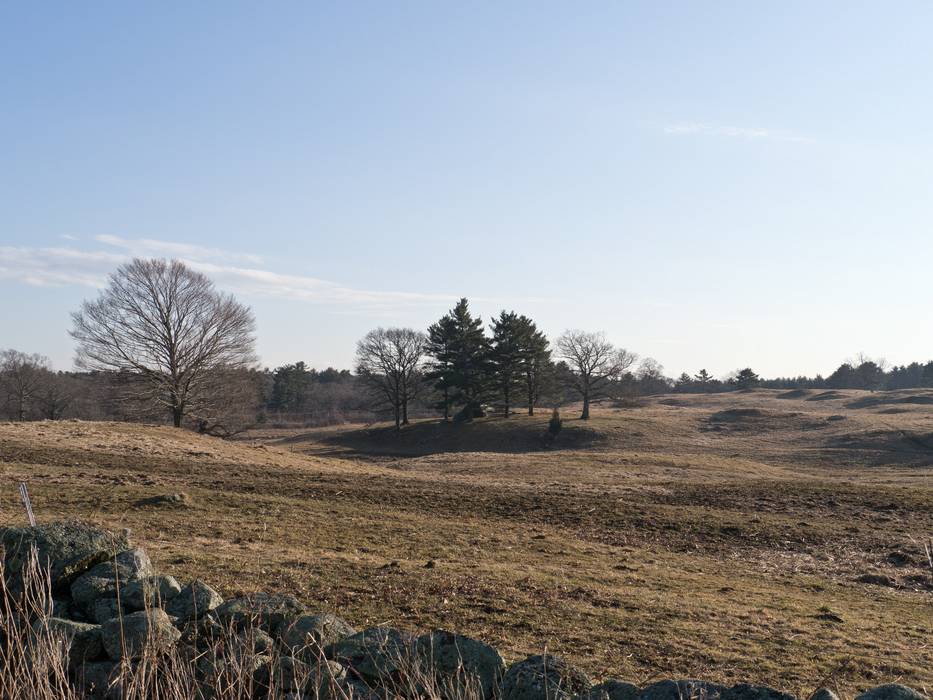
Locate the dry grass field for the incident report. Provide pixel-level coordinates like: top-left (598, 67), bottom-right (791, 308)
top-left (1, 388), bottom-right (931, 697)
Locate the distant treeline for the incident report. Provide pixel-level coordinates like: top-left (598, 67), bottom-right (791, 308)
top-left (3, 257), bottom-right (932, 431)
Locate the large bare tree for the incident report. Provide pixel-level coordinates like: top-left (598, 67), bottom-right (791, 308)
top-left (355, 327), bottom-right (426, 431)
top-left (70, 258), bottom-right (257, 427)
top-left (556, 330), bottom-right (637, 419)
top-left (0, 350), bottom-right (50, 420)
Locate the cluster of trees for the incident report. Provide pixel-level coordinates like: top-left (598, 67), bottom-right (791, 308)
top-left (353, 298), bottom-right (645, 428)
top-left (5, 257), bottom-right (933, 431)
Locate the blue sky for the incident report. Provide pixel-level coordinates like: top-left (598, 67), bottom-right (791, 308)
top-left (2, 2), bottom-right (932, 377)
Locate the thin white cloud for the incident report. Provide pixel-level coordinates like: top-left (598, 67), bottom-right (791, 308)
top-left (663, 123), bottom-right (813, 143)
top-left (0, 238), bottom-right (498, 309)
top-left (95, 234), bottom-right (264, 265)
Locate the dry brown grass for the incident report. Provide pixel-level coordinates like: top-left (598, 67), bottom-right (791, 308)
top-left (1, 388), bottom-right (931, 697)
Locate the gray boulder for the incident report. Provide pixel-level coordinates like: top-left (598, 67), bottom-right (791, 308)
top-left (415, 629), bottom-right (506, 700)
top-left (501, 654), bottom-right (591, 700)
top-left (723, 685), bottom-right (795, 700)
top-left (121, 575), bottom-right (182, 611)
top-left (581, 680), bottom-right (641, 700)
top-left (89, 598), bottom-right (125, 624)
top-left (639, 680), bottom-right (726, 700)
top-left (70, 575), bottom-right (118, 608)
top-left (1, 522), bottom-right (128, 595)
top-left (280, 613), bottom-right (357, 657)
top-left (101, 608), bottom-right (181, 660)
top-left (33, 617), bottom-right (104, 669)
top-left (810, 690), bottom-right (840, 700)
top-left (855, 685), bottom-right (928, 700)
top-left (215, 592), bottom-right (306, 633)
top-left (324, 626), bottom-right (414, 684)
top-left (166, 579), bottom-right (223, 621)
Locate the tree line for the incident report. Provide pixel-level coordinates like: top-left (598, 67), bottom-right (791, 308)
top-left (3, 258), bottom-right (932, 430)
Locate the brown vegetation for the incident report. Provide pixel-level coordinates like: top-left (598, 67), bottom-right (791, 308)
top-left (1, 388), bottom-right (931, 696)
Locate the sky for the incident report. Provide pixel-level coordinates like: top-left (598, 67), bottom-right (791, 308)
top-left (2, 2), bottom-right (933, 378)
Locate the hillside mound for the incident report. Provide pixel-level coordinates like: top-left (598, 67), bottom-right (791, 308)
top-left (311, 414), bottom-right (603, 456)
top-left (847, 391), bottom-right (933, 409)
top-left (702, 408), bottom-right (825, 433)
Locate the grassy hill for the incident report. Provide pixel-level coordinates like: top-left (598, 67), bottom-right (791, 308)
top-left (1, 389), bottom-right (931, 695)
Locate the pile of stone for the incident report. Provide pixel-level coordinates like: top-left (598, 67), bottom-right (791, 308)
top-left (0, 522), bottom-right (927, 700)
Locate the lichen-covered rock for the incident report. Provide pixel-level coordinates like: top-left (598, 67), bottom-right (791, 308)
top-left (501, 654), bottom-right (591, 700)
top-left (280, 613), bottom-right (357, 658)
top-left (215, 592), bottom-right (306, 633)
top-left (120, 575), bottom-right (182, 611)
top-left (100, 609), bottom-right (181, 660)
top-left (639, 680), bottom-right (726, 700)
top-left (415, 629), bottom-right (506, 700)
top-left (581, 680), bottom-right (641, 700)
top-left (1, 522), bottom-right (128, 595)
top-left (166, 579), bottom-right (223, 621)
top-left (723, 684), bottom-right (795, 700)
top-left (324, 626), bottom-right (414, 684)
top-left (854, 685), bottom-right (928, 700)
top-left (71, 575), bottom-right (118, 608)
top-left (33, 617), bottom-right (104, 669)
top-left (89, 598), bottom-right (124, 625)
top-left (82, 547), bottom-right (153, 583)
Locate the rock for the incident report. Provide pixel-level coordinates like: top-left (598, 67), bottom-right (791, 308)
top-left (501, 654), bottom-right (591, 700)
top-left (74, 660), bottom-right (122, 700)
top-left (638, 680), bottom-right (726, 700)
top-left (89, 598), bottom-right (125, 624)
top-left (237, 628), bottom-right (275, 655)
top-left (723, 685), bottom-right (796, 700)
top-left (179, 613), bottom-right (225, 648)
top-left (415, 629), bottom-right (506, 700)
top-left (272, 656), bottom-right (311, 694)
top-left (885, 551), bottom-right (915, 567)
top-left (71, 575), bottom-right (118, 608)
top-left (52, 598), bottom-right (74, 619)
top-left (166, 579), bottom-right (223, 621)
top-left (324, 626), bottom-right (414, 684)
top-left (810, 690), bottom-right (840, 700)
top-left (83, 547), bottom-right (154, 582)
top-left (33, 617), bottom-right (104, 669)
top-left (134, 493), bottom-right (190, 507)
top-left (280, 613), bottom-right (357, 658)
top-left (0, 522), bottom-right (128, 595)
top-left (303, 660), bottom-right (359, 700)
top-left (854, 685), bottom-right (928, 700)
top-left (101, 609), bottom-right (181, 660)
top-left (215, 592), bottom-right (306, 633)
top-left (120, 575), bottom-right (182, 611)
top-left (581, 680), bottom-right (641, 700)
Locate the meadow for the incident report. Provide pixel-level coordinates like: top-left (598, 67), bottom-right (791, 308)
top-left (1, 388), bottom-right (930, 697)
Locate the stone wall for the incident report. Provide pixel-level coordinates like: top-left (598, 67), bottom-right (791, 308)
top-left (1, 522), bottom-right (927, 700)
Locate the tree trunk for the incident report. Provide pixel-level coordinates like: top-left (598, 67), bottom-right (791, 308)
top-left (503, 386), bottom-right (510, 418)
top-left (443, 387), bottom-right (449, 421)
top-left (402, 400), bottom-right (409, 425)
top-left (172, 405), bottom-right (183, 428)
top-left (394, 405), bottom-right (401, 432)
top-left (581, 391), bottom-right (590, 420)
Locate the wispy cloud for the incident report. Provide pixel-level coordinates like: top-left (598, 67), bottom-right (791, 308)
top-left (95, 234), bottom-right (264, 265)
top-left (0, 237), bottom-right (482, 309)
top-left (663, 123), bottom-right (813, 143)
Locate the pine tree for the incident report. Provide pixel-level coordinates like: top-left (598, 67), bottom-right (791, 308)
top-left (518, 316), bottom-right (551, 415)
top-left (425, 315), bottom-right (457, 420)
top-left (489, 311), bottom-right (528, 417)
top-left (426, 298), bottom-right (490, 419)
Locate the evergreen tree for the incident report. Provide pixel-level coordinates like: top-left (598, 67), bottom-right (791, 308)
top-left (489, 311), bottom-right (528, 417)
top-left (520, 317), bottom-right (551, 415)
top-left (424, 315), bottom-right (457, 420)
top-left (731, 367), bottom-right (760, 390)
top-left (427, 298), bottom-right (490, 419)
top-left (269, 362), bottom-right (313, 412)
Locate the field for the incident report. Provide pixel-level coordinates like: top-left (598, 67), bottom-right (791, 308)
top-left (1, 388), bottom-right (931, 697)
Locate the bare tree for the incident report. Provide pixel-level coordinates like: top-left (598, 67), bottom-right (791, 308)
top-left (70, 258), bottom-right (257, 428)
top-left (355, 328), bottom-right (426, 431)
top-left (0, 350), bottom-right (50, 420)
top-left (556, 330), bottom-right (637, 419)
top-left (36, 372), bottom-right (80, 420)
